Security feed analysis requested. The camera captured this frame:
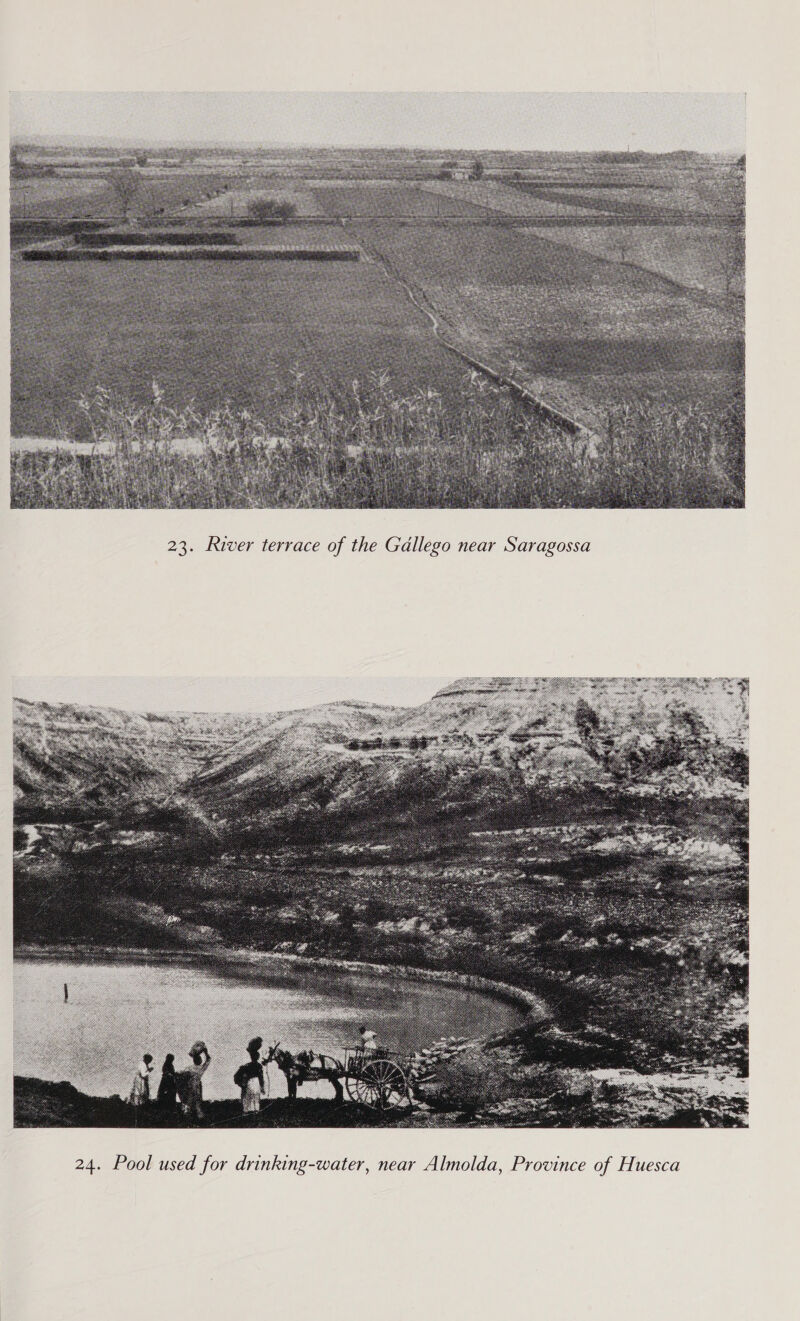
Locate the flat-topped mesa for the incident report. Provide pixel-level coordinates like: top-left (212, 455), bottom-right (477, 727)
top-left (426, 678), bottom-right (749, 750)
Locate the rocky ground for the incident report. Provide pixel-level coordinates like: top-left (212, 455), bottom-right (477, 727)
top-left (13, 681), bottom-right (748, 1128)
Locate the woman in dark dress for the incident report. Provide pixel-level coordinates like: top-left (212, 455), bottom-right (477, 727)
top-left (157, 1053), bottom-right (178, 1108)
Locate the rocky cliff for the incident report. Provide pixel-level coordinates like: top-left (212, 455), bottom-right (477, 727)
top-left (14, 679), bottom-right (748, 837)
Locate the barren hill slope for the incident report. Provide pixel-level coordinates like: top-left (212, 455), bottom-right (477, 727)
top-left (14, 680), bottom-right (747, 836)
top-left (13, 699), bottom-right (273, 817)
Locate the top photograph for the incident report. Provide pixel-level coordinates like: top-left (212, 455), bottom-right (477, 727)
top-left (9, 92), bottom-right (745, 510)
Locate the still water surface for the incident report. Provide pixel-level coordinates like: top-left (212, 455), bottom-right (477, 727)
top-left (15, 952), bottom-right (525, 1101)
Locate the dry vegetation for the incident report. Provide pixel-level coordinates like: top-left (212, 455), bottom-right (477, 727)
top-left (11, 382), bottom-right (744, 508)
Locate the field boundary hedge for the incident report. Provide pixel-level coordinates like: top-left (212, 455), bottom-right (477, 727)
top-left (11, 218), bottom-right (110, 238)
top-left (22, 245), bottom-right (361, 262)
top-left (77, 229), bottom-right (238, 247)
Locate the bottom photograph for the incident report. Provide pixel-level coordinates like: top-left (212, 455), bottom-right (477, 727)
top-left (12, 676), bottom-right (748, 1129)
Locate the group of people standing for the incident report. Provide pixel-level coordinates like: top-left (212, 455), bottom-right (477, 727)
top-left (128, 1041), bottom-right (211, 1120)
top-left (129, 1036), bottom-right (263, 1120)
top-left (128, 1024), bottom-right (379, 1121)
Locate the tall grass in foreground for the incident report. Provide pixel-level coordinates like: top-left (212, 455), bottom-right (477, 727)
top-left (11, 379), bottom-right (744, 509)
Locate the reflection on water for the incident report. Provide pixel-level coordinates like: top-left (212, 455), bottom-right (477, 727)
top-left (14, 953), bottom-right (525, 1101)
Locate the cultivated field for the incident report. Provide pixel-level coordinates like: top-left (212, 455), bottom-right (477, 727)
top-left (11, 228), bottom-right (470, 437)
top-left (10, 170), bottom-right (231, 220)
top-left (351, 221), bottom-right (743, 429)
top-left (507, 160), bottom-right (743, 221)
top-left (9, 147), bottom-right (745, 506)
top-left (529, 224), bottom-right (745, 297)
top-left (312, 183), bottom-right (488, 219)
top-left (186, 180), bottom-right (324, 218)
top-left (10, 177), bottom-right (110, 213)
top-left (421, 178), bottom-right (593, 219)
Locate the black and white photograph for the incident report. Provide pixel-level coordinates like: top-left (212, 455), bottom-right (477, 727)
top-left (14, 677), bottom-right (748, 1129)
top-left (10, 92), bottom-right (745, 510)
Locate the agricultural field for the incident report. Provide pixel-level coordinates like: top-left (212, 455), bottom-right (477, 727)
top-left (538, 183), bottom-right (702, 212)
top-left (186, 180), bottom-right (324, 218)
top-left (232, 223), bottom-right (344, 246)
top-left (10, 177), bottom-right (110, 214)
top-left (507, 159), bottom-right (743, 215)
top-left (351, 222), bottom-right (744, 429)
top-left (10, 228), bottom-right (471, 438)
top-left (421, 178), bottom-right (596, 219)
top-left (10, 171), bottom-right (231, 220)
top-left (312, 184), bottom-right (489, 219)
top-left (510, 178), bottom-right (738, 223)
top-left (424, 160), bottom-right (743, 222)
top-left (529, 224), bottom-right (745, 297)
top-left (9, 145), bottom-right (745, 505)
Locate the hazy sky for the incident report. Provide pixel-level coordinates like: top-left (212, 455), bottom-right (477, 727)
top-left (13, 677), bottom-right (453, 714)
top-left (10, 92), bottom-right (745, 152)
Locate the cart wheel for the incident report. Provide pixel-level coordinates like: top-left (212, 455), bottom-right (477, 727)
top-left (345, 1071), bottom-right (364, 1103)
top-left (360, 1058), bottom-right (412, 1112)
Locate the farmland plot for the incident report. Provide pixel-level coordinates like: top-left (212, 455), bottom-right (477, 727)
top-left (233, 224), bottom-right (345, 246)
top-left (585, 165), bottom-right (742, 213)
top-left (510, 180), bottom-right (737, 224)
top-left (185, 181), bottom-right (324, 218)
top-left (10, 172), bottom-right (231, 220)
top-left (421, 178), bottom-right (591, 219)
top-left (508, 161), bottom-right (743, 219)
top-left (10, 178), bottom-right (110, 215)
top-left (354, 222), bottom-right (744, 429)
top-left (545, 183), bottom-right (704, 212)
top-left (312, 184), bottom-right (487, 219)
top-left (528, 224), bottom-right (745, 297)
top-left (510, 169), bottom-right (709, 198)
top-left (10, 237), bottom-right (471, 437)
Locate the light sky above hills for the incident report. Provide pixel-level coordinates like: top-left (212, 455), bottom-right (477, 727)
top-left (11, 92), bottom-right (745, 153)
top-left (13, 677), bottom-right (453, 714)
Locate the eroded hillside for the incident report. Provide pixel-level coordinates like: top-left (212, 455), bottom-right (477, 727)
top-left (14, 680), bottom-right (748, 841)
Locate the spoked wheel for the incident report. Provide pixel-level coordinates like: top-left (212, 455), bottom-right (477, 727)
top-left (345, 1070), bottom-right (365, 1103)
top-left (359, 1058), bottom-right (412, 1112)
